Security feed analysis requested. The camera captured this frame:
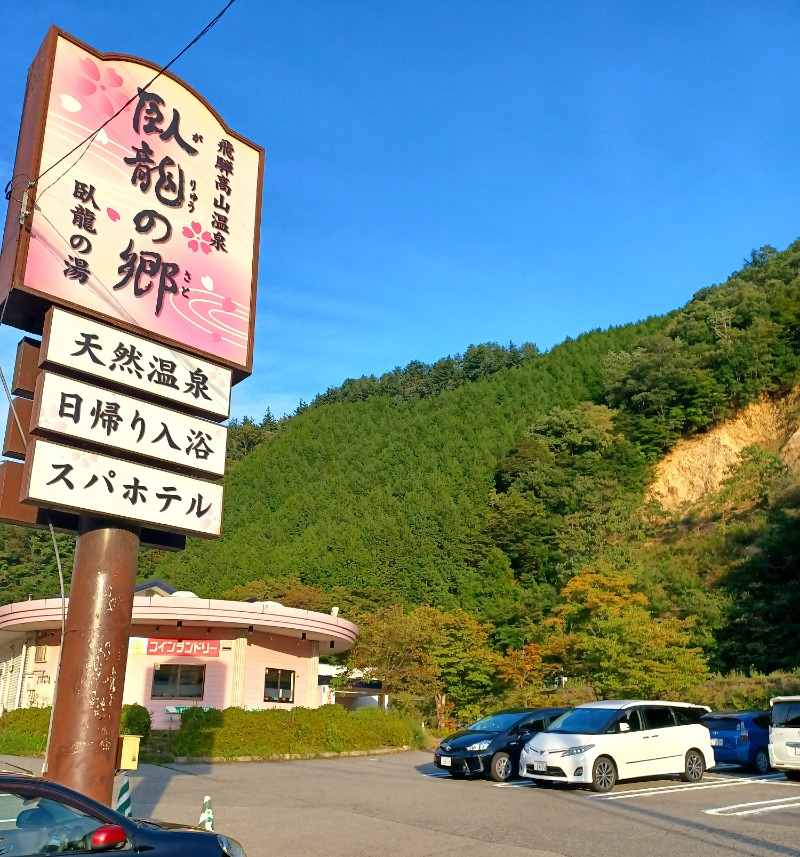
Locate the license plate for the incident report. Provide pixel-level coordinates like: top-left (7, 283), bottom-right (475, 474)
top-left (711, 738), bottom-right (723, 746)
top-left (533, 760), bottom-right (547, 772)
top-left (439, 755), bottom-right (451, 767)
top-left (795, 746), bottom-right (800, 756)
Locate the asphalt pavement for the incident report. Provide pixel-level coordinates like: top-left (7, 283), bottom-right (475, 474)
top-left (3, 751), bottom-right (800, 857)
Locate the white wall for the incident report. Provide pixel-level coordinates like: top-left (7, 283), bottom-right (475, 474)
top-left (0, 634), bottom-right (34, 713)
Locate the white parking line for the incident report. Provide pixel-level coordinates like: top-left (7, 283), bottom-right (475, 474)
top-left (494, 780), bottom-right (537, 788)
top-left (590, 775), bottom-right (778, 800)
top-left (422, 772), bottom-right (452, 779)
top-left (706, 795), bottom-right (800, 817)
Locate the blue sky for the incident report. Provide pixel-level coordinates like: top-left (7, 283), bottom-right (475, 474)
top-left (2, 1), bottom-right (800, 420)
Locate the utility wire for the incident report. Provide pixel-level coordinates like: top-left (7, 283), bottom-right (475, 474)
top-left (34, 0), bottom-right (237, 199)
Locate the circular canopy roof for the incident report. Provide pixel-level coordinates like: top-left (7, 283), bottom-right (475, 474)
top-left (0, 595), bottom-right (358, 654)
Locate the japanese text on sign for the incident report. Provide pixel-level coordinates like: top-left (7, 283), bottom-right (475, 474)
top-left (128, 637), bottom-right (220, 657)
top-left (42, 307), bottom-right (231, 419)
top-left (33, 372), bottom-right (227, 477)
top-left (23, 438), bottom-right (223, 537)
top-left (140, 639), bottom-right (220, 657)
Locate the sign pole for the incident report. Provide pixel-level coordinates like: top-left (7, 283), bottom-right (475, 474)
top-left (44, 516), bottom-right (141, 805)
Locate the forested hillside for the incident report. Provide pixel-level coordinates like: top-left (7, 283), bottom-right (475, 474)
top-left (4, 241), bottom-right (800, 713)
top-left (155, 316), bottom-right (664, 604)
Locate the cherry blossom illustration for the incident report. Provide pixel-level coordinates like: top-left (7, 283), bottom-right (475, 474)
top-left (183, 222), bottom-right (213, 254)
top-left (73, 57), bottom-right (129, 117)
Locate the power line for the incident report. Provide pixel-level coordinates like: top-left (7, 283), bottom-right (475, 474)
top-left (33, 0), bottom-right (238, 198)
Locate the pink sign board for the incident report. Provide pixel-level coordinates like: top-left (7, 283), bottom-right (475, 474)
top-left (0, 28), bottom-right (264, 378)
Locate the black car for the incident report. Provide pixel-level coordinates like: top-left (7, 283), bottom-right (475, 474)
top-left (0, 772), bottom-right (246, 856)
top-left (434, 707), bottom-right (567, 782)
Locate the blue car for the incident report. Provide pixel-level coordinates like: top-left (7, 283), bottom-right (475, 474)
top-left (701, 711), bottom-right (772, 774)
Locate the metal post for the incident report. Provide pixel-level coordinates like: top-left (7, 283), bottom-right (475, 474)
top-left (44, 516), bottom-right (140, 805)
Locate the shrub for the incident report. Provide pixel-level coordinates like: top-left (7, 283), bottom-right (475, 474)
top-left (694, 671), bottom-right (800, 711)
top-left (498, 681), bottom-right (597, 711)
top-left (120, 704), bottom-right (152, 741)
top-left (0, 707), bottom-right (50, 756)
top-left (172, 704), bottom-right (424, 759)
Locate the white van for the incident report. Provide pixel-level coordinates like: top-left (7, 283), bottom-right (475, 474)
top-left (519, 699), bottom-right (713, 792)
top-left (768, 696), bottom-right (800, 780)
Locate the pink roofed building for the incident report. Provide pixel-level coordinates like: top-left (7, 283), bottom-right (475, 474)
top-left (0, 580), bottom-right (358, 729)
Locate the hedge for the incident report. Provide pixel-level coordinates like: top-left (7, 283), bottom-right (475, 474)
top-left (0, 704), bottom-right (151, 756)
top-left (0, 707), bottom-right (49, 756)
top-left (172, 705), bottom-right (425, 759)
top-left (0, 704), bottom-right (424, 761)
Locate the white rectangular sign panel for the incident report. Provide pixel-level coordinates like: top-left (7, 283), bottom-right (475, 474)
top-left (32, 372), bottom-right (227, 477)
top-left (41, 307), bottom-right (232, 420)
top-left (22, 438), bottom-right (222, 538)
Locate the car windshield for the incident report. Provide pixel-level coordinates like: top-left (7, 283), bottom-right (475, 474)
top-left (703, 718), bottom-right (742, 731)
top-left (467, 713), bottom-right (521, 732)
top-left (547, 708), bottom-right (619, 735)
top-left (772, 702), bottom-right (800, 727)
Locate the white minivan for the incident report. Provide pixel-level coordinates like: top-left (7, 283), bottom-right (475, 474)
top-left (768, 696), bottom-right (800, 780)
top-left (519, 699), bottom-right (713, 792)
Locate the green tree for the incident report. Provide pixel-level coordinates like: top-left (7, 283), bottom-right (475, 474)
top-left (221, 576), bottom-right (329, 611)
top-left (484, 403), bottom-right (648, 582)
top-left (226, 415), bottom-right (277, 463)
top-left (348, 606), bottom-right (499, 726)
top-left (605, 336), bottom-right (726, 455)
top-left (347, 606), bottom-right (440, 699)
top-left (541, 569), bottom-right (708, 698)
top-left (417, 606), bottom-right (500, 727)
top-left (0, 526), bottom-right (75, 606)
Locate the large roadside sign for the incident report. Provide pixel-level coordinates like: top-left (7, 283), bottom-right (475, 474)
top-left (0, 26), bottom-right (264, 541)
top-left (0, 22), bottom-right (264, 805)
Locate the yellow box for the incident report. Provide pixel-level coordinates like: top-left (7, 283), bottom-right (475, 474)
top-left (116, 734), bottom-right (141, 771)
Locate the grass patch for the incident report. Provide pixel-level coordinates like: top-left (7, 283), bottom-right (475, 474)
top-left (138, 730), bottom-right (177, 764)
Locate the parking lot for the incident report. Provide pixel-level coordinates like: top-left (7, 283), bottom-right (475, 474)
top-left (4, 751), bottom-right (800, 857)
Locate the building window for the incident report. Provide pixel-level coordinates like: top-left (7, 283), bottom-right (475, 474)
top-left (264, 668), bottom-right (294, 703)
top-left (151, 664), bottom-right (205, 699)
top-left (34, 646), bottom-right (47, 663)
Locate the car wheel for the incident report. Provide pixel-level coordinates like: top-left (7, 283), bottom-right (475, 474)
top-left (680, 749), bottom-right (705, 782)
top-left (590, 756), bottom-right (617, 793)
top-left (489, 752), bottom-right (513, 782)
top-left (785, 771), bottom-right (800, 782)
top-left (752, 749), bottom-right (771, 775)
top-left (449, 771), bottom-right (467, 779)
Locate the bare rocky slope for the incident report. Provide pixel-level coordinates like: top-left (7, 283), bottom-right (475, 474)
top-left (647, 387), bottom-right (800, 512)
